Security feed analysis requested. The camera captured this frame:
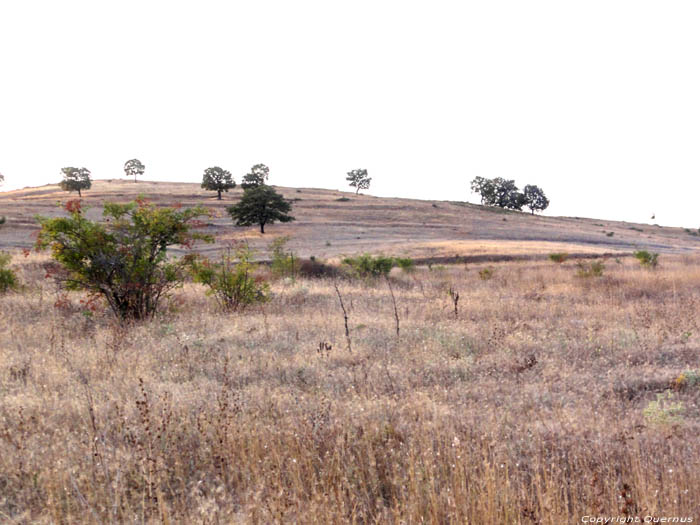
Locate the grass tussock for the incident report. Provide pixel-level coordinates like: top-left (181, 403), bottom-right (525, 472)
top-left (1, 252), bottom-right (700, 523)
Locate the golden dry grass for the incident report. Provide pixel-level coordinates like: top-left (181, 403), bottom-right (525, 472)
top-left (1, 251), bottom-right (699, 523)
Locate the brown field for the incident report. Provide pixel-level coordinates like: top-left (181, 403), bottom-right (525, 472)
top-left (1, 182), bottom-right (700, 523)
top-left (1, 179), bottom-right (698, 260)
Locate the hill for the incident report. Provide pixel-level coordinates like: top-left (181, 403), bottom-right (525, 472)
top-left (1, 179), bottom-right (698, 260)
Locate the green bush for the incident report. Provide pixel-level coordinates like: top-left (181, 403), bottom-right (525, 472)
top-left (36, 199), bottom-right (212, 320)
top-left (342, 254), bottom-right (395, 278)
top-left (394, 257), bottom-right (415, 273)
top-left (576, 260), bottom-right (605, 278)
top-left (634, 250), bottom-right (659, 268)
top-left (548, 253), bottom-right (569, 264)
top-left (0, 252), bottom-right (19, 293)
top-left (190, 244), bottom-right (269, 312)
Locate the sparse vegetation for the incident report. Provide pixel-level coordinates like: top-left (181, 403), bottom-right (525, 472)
top-left (342, 253), bottom-right (396, 278)
top-left (478, 266), bottom-right (494, 280)
top-left (634, 250), bottom-right (659, 268)
top-left (270, 236), bottom-right (299, 279)
top-left (576, 260), bottom-right (605, 277)
top-left (189, 243), bottom-right (268, 312)
top-left (548, 252), bottom-right (569, 263)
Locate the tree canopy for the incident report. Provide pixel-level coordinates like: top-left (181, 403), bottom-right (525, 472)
top-left (124, 159), bottom-right (145, 183)
top-left (59, 167), bottom-right (92, 197)
top-left (522, 185), bottom-right (550, 214)
top-left (346, 169), bottom-right (371, 194)
top-left (241, 164), bottom-right (269, 189)
top-left (227, 185), bottom-right (294, 234)
top-left (470, 176), bottom-right (547, 212)
top-left (201, 166), bottom-right (235, 199)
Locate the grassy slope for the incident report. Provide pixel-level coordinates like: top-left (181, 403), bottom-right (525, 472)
top-left (1, 179), bottom-right (698, 259)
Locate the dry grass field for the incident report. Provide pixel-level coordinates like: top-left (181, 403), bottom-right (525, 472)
top-left (1, 182), bottom-right (699, 523)
top-left (1, 249), bottom-right (699, 523)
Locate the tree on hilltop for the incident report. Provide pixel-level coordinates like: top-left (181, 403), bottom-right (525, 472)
top-left (227, 185), bottom-right (294, 234)
top-left (346, 169), bottom-right (371, 194)
top-left (59, 167), bottom-right (92, 197)
top-left (523, 185), bottom-right (549, 214)
top-left (201, 166), bottom-right (235, 199)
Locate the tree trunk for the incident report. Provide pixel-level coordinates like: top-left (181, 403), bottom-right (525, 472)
top-left (78, 189), bottom-right (81, 197)
top-left (260, 223), bottom-right (265, 234)
top-left (217, 190), bottom-right (222, 200)
top-left (355, 187), bottom-right (359, 194)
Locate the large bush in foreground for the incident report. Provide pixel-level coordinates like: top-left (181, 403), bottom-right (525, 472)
top-left (36, 199), bottom-right (211, 320)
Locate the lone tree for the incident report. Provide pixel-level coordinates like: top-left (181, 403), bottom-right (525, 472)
top-left (522, 184), bottom-right (549, 214)
top-left (346, 168), bottom-right (371, 194)
top-left (241, 163), bottom-right (269, 189)
top-left (227, 185), bottom-right (294, 234)
top-left (36, 199), bottom-right (212, 320)
top-left (201, 166), bottom-right (235, 199)
top-left (124, 159), bottom-right (145, 183)
top-left (60, 167), bottom-right (92, 197)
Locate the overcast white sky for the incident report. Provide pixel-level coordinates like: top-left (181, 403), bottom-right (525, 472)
top-left (1, 1), bottom-right (698, 227)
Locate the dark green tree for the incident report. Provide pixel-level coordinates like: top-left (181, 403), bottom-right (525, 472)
top-left (124, 159), bottom-right (145, 183)
top-left (346, 168), bottom-right (371, 194)
top-left (522, 184), bottom-right (549, 214)
top-left (59, 167), bottom-right (92, 197)
top-left (201, 166), bottom-right (235, 199)
top-left (227, 185), bottom-right (294, 234)
top-left (241, 163), bottom-right (269, 189)
top-left (470, 176), bottom-right (524, 210)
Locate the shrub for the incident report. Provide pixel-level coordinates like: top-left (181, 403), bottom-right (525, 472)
top-left (189, 244), bottom-right (269, 312)
top-left (336, 197), bottom-right (351, 202)
top-left (36, 199), bottom-right (212, 320)
top-left (394, 257), bottom-right (415, 273)
top-left (342, 254), bottom-right (395, 279)
top-left (478, 267), bottom-right (494, 280)
top-left (634, 250), bottom-right (659, 268)
top-left (298, 258), bottom-right (339, 278)
top-left (643, 391), bottom-right (684, 425)
top-left (548, 253), bottom-right (569, 264)
top-left (576, 261), bottom-right (605, 278)
top-left (270, 236), bottom-right (299, 279)
top-left (0, 252), bottom-right (19, 293)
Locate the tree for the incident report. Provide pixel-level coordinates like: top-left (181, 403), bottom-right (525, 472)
top-left (522, 185), bottom-right (549, 214)
top-left (241, 164), bottom-right (269, 189)
top-left (227, 185), bottom-right (294, 234)
top-left (36, 199), bottom-right (212, 320)
top-left (346, 169), bottom-right (371, 194)
top-left (59, 167), bottom-right (92, 197)
top-left (470, 176), bottom-right (524, 210)
top-left (0, 172), bottom-right (4, 185)
top-left (201, 166), bottom-right (235, 200)
top-left (124, 159), bottom-right (145, 183)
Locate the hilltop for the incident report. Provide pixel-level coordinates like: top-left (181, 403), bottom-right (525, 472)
top-left (1, 179), bottom-right (698, 260)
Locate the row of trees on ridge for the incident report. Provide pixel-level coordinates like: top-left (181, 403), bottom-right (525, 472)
top-left (470, 176), bottom-right (549, 214)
